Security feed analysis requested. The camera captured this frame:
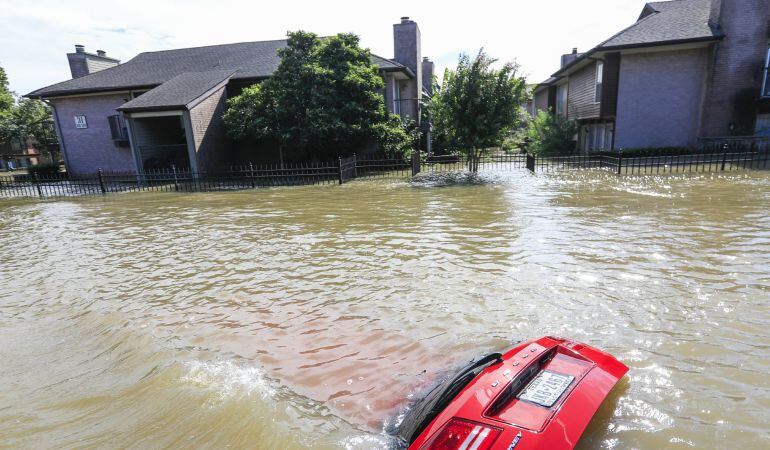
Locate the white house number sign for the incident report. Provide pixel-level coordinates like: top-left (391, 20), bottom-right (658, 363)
top-left (74, 115), bottom-right (88, 129)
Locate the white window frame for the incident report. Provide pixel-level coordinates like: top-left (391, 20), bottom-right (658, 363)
top-left (556, 83), bottom-right (568, 116)
top-left (594, 61), bottom-right (604, 104)
top-left (392, 79), bottom-right (401, 115)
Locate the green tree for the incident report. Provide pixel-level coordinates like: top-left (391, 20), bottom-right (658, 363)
top-left (223, 31), bottom-right (412, 163)
top-left (0, 66), bottom-right (13, 115)
top-left (0, 65), bottom-right (57, 152)
top-left (525, 110), bottom-right (578, 156)
top-left (428, 50), bottom-right (527, 172)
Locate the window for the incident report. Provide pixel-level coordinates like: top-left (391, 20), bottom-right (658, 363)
top-left (556, 84), bottom-right (568, 116)
top-left (762, 46), bottom-right (770, 98)
top-left (582, 122), bottom-right (614, 151)
top-left (595, 61), bottom-right (604, 103)
top-left (107, 114), bottom-right (130, 147)
top-left (392, 79), bottom-right (401, 115)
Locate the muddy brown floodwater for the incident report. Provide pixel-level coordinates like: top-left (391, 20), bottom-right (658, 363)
top-left (1, 170), bottom-right (769, 449)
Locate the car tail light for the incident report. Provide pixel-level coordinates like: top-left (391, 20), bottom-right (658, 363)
top-left (423, 418), bottom-right (501, 450)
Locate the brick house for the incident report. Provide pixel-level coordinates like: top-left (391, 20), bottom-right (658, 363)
top-left (26, 18), bottom-right (433, 175)
top-left (532, 0), bottom-right (770, 152)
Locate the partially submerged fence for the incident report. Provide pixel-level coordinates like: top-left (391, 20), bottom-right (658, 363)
top-left (1, 149), bottom-right (768, 199)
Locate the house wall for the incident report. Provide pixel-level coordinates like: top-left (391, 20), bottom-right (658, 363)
top-left (189, 85), bottom-right (229, 171)
top-left (600, 52), bottom-right (621, 118)
top-left (614, 48), bottom-right (709, 149)
top-left (50, 94), bottom-right (136, 175)
top-left (700, 0), bottom-right (770, 136)
top-left (567, 62), bottom-right (601, 120)
top-left (533, 89), bottom-right (549, 113)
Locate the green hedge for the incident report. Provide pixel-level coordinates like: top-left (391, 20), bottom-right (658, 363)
top-left (590, 147), bottom-right (693, 158)
top-left (26, 162), bottom-right (61, 177)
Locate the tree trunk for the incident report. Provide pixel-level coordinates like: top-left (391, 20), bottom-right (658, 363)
top-left (468, 147), bottom-right (480, 173)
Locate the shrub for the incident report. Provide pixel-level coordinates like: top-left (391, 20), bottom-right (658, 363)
top-left (525, 110), bottom-right (578, 156)
top-left (26, 162), bottom-right (60, 177)
top-left (590, 147), bottom-right (692, 158)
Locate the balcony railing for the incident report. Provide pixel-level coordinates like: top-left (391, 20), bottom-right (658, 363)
top-left (699, 136), bottom-right (770, 153)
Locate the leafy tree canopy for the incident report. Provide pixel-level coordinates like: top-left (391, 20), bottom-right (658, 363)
top-left (223, 31), bottom-right (412, 162)
top-left (0, 66), bottom-right (14, 116)
top-left (428, 50), bottom-right (527, 171)
top-left (0, 65), bottom-right (57, 149)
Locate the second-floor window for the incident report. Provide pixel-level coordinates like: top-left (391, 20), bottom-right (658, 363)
top-left (107, 114), bottom-right (130, 146)
top-left (762, 46), bottom-right (770, 98)
top-left (556, 84), bottom-right (568, 116)
top-left (595, 61), bottom-right (604, 103)
top-left (393, 79), bottom-right (401, 115)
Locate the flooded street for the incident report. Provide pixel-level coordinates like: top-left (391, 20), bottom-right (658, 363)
top-left (1, 170), bottom-right (769, 449)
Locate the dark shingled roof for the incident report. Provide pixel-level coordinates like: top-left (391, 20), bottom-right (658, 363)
top-left (551, 0), bottom-right (723, 78)
top-left (598, 0), bottom-right (722, 50)
top-left (117, 69), bottom-right (236, 112)
top-left (27, 40), bottom-right (410, 98)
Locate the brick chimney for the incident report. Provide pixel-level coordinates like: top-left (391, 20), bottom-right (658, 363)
top-left (708, 0), bottom-right (722, 28)
top-left (67, 45), bottom-right (120, 79)
top-left (561, 48), bottom-right (580, 68)
top-left (393, 17), bottom-right (422, 121)
top-left (700, 0), bottom-right (770, 136)
top-left (422, 56), bottom-right (434, 96)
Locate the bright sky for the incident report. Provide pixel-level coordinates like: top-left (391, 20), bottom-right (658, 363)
top-left (1, 0), bottom-right (651, 96)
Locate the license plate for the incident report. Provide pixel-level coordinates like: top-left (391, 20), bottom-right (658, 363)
top-left (518, 370), bottom-right (574, 407)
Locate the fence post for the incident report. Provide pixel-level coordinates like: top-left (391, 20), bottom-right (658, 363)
top-left (338, 157), bottom-right (344, 185)
top-left (249, 162), bottom-right (256, 188)
top-left (617, 153), bottom-right (623, 175)
top-left (721, 150), bottom-right (727, 171)
top-left (412, 149), bottom-right (421, 176)
top-left (97, 168), bottom-right (106, 194)
top-left (172, 165), bottom-right (179, 191)
top-left (352, 154), bottom-right (358, 178)
top-left (526, 154), bottom-right (535, 172)
top-left (34, 172), bottom-right (43, 197)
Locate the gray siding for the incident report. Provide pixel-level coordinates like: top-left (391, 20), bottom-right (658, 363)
top-left (533, 89), bottom-right (549, 114)
top-left (189, 85), bottom-right (229, 171)
top-left (50, 94), bottom-right (136, 175)
top-left (614, 48), bottom-right (709, 149)
top-left (567, 62), bottom-right (601, 120)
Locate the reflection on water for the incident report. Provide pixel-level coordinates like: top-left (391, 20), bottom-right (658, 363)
top-left (1, 170), bottom-right (769, 449)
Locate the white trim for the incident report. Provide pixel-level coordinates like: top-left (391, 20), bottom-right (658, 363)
top-left (594, 61), bottom-right (604, 104)
top-left (35, 90), bottom-right (132, 100)
top-left (186, 77), bottom-right (231, 110)
top-left (128, 110), bottom-right (184, 118)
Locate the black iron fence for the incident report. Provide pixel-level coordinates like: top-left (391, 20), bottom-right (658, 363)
top-left (2, 149), bottom-right (769, 199)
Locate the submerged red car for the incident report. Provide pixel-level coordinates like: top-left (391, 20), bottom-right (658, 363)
top-left (395, 336), bottom-right (628, 450)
